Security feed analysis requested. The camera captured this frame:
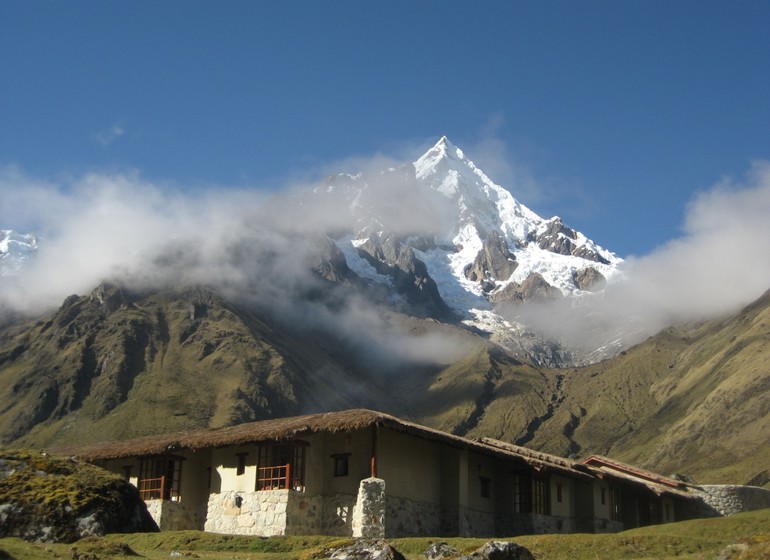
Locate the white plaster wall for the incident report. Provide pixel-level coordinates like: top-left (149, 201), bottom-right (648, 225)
top-left (550, 474), bottom-right (574, 518)
top-left (211, 445), bottom-right (259, 494)
top-left (465, 451), bottom-right (499, 513)
top-left (592, 482), bottom-right (611, 522)
top-left (377, 429), bottom-right (442, 503)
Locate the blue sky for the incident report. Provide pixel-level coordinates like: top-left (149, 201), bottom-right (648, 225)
top-left (2, 1), bottom-right (769, 258)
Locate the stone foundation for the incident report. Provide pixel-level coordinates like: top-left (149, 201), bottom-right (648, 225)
top-left (204, 490), bottom-right (290, 536)
top-left (203, 490), bottom-right (361, 536)
top-left (458, 506), bottom-right (496, 537)
top-left (385, 495), bottom-right (442, 537)
top-left (145, 499), bottom-right (201, 531)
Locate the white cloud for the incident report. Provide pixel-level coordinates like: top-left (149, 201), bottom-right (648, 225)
top-left (510, 161), bottom-right (770, 353)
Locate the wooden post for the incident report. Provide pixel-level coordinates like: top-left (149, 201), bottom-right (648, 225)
top-left (370, 424), bottom-right (378, 478)
top-left (285, 462), bottom-right (291, 490)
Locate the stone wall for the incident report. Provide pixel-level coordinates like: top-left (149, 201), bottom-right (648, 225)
top-left (385, 495), bottom-right (442, 537)
top-left (695, 485), bottom-right (770, 516)
top-left (204, 490), bottom-right (290, 536)
top-left (458, 506), bottom-right (496, 537)
top-left (320, 493), bottom-right (357, 536)
top-left (204, 490), bottom-right (359, 537)
top-left (145, 499), bottom-right (201, 531)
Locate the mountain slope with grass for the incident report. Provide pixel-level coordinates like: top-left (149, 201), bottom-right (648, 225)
top-left (419, 288), bottom-right (770, 485)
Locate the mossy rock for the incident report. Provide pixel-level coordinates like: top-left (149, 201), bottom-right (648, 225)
top-left (0, 449), bottom-right (157, 543)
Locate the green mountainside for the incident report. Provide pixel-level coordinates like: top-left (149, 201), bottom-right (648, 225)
top-left (0, 283), bottom-right (416, 448)
top-left (419, 289), bottom-right (770, 486)
top-left (0, 283), bottom-right (768, 487)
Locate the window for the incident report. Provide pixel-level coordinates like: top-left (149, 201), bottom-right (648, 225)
top-left (609, 488), bottom-right (621, 521)
top-left (556, 482), bottom-right (563, 503)
top-left (532, 475), bottom-right (550, 515)
top-left (256, 443), bottom-right (307, 491)
top-left (122, 465), bottom-right (133, 480)
top-left (600, 487), bottom-right (606, 505)
top-left (236, 453), bottom-right (248, 476)
top-left (332, 454), bottom-right (350, 477)
top-left (138, 456), bottom-right (183, 501)
top-left (513, 474), bottom-right (532, 513)
top-left (480, 476), bottom-right (491, 499)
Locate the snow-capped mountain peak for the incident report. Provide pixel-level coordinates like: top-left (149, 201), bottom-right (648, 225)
top-left (320, 137), bottom-right (624, 363)
top-left (0, 230), bottom-right (38, 276)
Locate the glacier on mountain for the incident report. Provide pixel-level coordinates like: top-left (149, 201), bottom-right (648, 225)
top-left (0, 230), bottom-right (38, 276)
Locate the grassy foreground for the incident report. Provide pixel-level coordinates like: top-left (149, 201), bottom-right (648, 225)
top-left (1, 509), bottom-right (768, 560)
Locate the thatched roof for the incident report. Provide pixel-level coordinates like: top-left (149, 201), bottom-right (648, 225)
top-left (56, 409), bottom-right (396, 461)
top-left (55, 409), bottom-right (584, 478)
top-left (581, 455), bottom-right (696, 498)
top-left (477, 437), bottom-right (594, 481)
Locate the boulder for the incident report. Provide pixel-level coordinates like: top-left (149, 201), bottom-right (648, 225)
top-left (0, 450), bottom-right (157, 543)
top-left (423, 541), bottom-right (460, 559)
top-left (461, 541), bottom-right (535, 560)
top-left (327, 539), bottom-right (406, 560)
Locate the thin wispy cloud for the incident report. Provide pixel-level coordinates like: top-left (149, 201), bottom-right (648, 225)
top-left (94, 123), bottom-right (125, 148)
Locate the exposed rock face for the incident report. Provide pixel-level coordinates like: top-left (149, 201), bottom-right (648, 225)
top-left (358, 233), bottom-right (453, 320)
top-left (573, 267), bottom-right (607, 291)
top-left (461, 541), bottom-right (534, 560)
top-left (310, 236), bottom-right (355, 283)
top-left (535, 218), bottom-right (609, 264)
top-left (0, 450), bottom-right (157, 543)
top-left (489, 272), bottom-right (562, 304)
top-left (464, 232), bottom-right (518, 289)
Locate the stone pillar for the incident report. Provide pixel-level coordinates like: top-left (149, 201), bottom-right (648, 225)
top-left (351, 477), bottom-right (386, 538)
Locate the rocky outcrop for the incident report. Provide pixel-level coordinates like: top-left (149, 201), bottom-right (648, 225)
top-left (310, 236), bottom-right (355, 284)
top-left (489, 272), bottom-right (562, 304)
top-left (0, 450), bottom-right (157, 543)
top-left (573, 267), bottom-right (607, 291)
top-left (535, 218), bottom-right (609, 264)
top-left (464, 232), bottom-right (517, 289)
top-left (358, 233), bottom-right (453, 320)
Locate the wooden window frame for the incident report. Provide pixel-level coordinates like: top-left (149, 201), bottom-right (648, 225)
top-left (532, 475), bottom-right (550, 515)
top-left (609, 487), bottom-right (621, 521)
top-left (256, 442), bottom-right (307, 492)
top-left (332, 453), bottom-right (350, 477)
top-left (236, 452), bottom-right (248, 476)
top-left (138, 455), bottom-right (183, 501)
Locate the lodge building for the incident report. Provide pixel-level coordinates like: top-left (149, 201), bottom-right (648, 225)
top-left (60, 409), bottom-right (765, 537)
